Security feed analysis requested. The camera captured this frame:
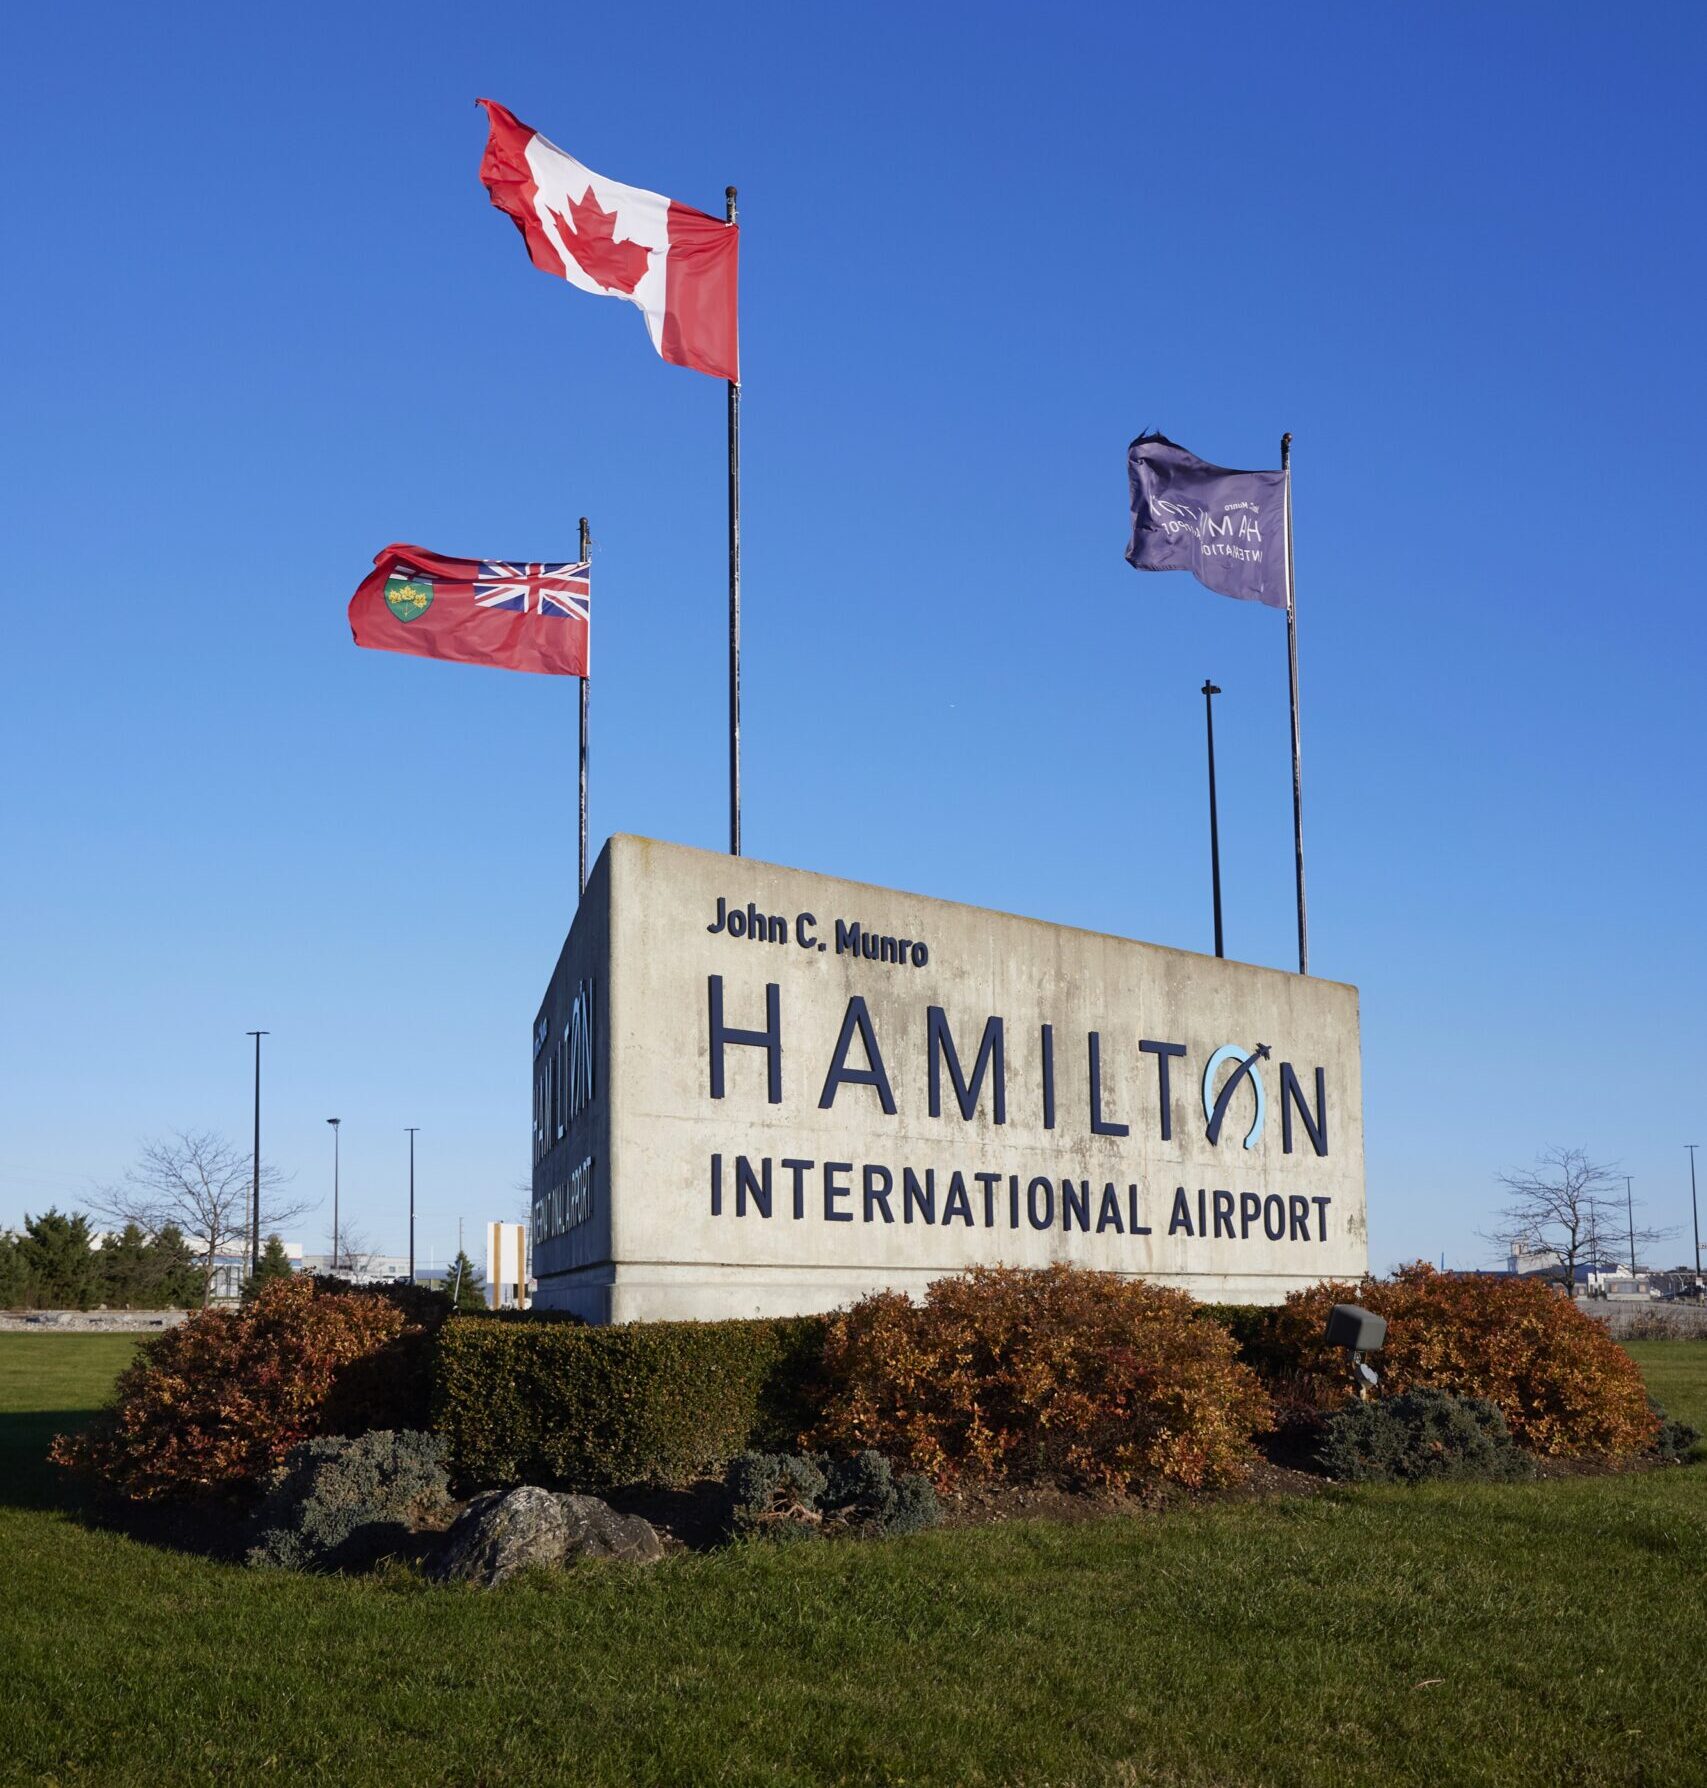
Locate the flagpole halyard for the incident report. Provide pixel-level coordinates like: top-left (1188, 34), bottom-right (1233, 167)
top-left (579, 515), bottom-right (591, 897)
top-left (1281, 432), bottom-right (1308, 975)
top-left (726, 186), bottom-right (742, 859)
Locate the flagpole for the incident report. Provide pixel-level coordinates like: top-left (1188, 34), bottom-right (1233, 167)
top-left (1201, 679), bottom-right (1225, 959)
top-left (579, 514), bottom-right (590, 897)
top-left (726, 186), bottom-right (742, 858)
top-left (1281, 432), bottom-right (1308, 975)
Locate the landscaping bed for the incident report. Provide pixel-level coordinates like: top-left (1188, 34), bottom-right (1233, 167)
top-left (3, 1330), bottom-right (1705, 1788)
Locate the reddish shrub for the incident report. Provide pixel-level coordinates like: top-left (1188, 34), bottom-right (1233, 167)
top-left (1264, 1264), bottom-right (1658, 1458)
top-left (51, 1277), bottom-right (429, 1503)
top-left (811, 1265), bottom-right (1271, 1494)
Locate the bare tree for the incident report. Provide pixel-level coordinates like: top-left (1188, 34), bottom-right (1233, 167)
top-left (1483, 1146), bottom-right (1672, 1294)
top-left (329, 1222), bottom-right (381, 1280)
top-left (96, 1130), bottom-right (309, 1307)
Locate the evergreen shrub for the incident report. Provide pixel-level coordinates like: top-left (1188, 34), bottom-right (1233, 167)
top-left (1260, 1264), bottom-right (1659, 1457)
top-left (247, 1429), bottom-right (453, 1571)
top-left (433, 1313), bottom-right (829, 1489)
top-left (1, 1211), bottom-right (205, 1310)
top-left (1316, 1389), bottom-right (1534, 1484)
top-left (811, 1265), bottom-right (1271, 1493)
top-left (240, 1235), bottom-right (296, 1301)
top-left (441, 1251), bottom-right (485, 1312)
top-left (51, 1277), bottom-right (434, 1502)
top-left (725, 1447), bottom-right (940, 1539)
top-left (1651, 1405), bottom-right (1701, 1463)
top-left (824, 1448), bottom-right (940, 1535)
top-left (726, 1451), bottom-right (828, 1537)
top-left (8, 1209), bottom-right (100, 1309)
top-left (99, 1222), bottom-right (205, 1309)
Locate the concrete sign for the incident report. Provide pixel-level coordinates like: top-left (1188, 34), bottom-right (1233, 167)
top-left (533, 836), bottom-right (1366, 1323)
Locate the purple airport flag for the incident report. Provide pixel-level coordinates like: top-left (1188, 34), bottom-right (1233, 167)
top-left (1126, 433), bottom-right (1288, 609)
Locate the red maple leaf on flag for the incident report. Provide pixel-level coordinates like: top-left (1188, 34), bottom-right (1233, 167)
top-left (547, 186), bottom-right (652, 295)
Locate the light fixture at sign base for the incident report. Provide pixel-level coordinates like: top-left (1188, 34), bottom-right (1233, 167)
top-left (1324, 1302), bottom-right (1386, 1398)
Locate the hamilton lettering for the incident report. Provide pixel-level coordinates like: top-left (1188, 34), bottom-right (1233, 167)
top-left (704, 976), bottom-right (1328, 1153)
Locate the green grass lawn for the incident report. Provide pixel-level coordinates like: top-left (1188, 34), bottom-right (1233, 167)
top-left (1625, 1339), bottom-right (1707, 1431)
top-left (2, 1336), bottom-right (1703, 1788)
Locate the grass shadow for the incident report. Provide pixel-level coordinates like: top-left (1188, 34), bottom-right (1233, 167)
top-left (86, 1494), bottom-right (251, 1563)
top-left (0, 1408), bottom-right (92, 1511)
top-left (0, 1408), bottom-right (248, 1560)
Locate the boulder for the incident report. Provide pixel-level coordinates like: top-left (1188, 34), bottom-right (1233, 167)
top-left (557, 1493), bottom-right (666, 1564)
top-left (432, 1486), bottom-right (663, 1586)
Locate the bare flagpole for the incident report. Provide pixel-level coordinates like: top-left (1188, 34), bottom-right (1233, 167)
top-left (579, 514), bottom-right (590, 897)
top-left (1201, 680), bottom-right (1225, 959)
top-left (1281, 432), bottom-right (1308, 976)
top-left (726, 186), bottom-right (742, 858)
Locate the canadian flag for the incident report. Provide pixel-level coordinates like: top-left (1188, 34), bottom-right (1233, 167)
top-left (478, 99), bottom-right (738, 383)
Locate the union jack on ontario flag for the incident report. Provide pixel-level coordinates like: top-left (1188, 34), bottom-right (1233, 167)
top-left (473, 561), bottom-right (591, 622)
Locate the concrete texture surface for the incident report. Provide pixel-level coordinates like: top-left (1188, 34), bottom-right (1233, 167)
top-left (533, 836), bottom-right (1367, 1321)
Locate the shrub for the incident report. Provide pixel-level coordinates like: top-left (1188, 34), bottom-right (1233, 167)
top-left (0, 1232), bottom-right (24, 1308)
top-left (1650, 1405), bottom-right (1700, 1463)
top-left (1196, 1302), bottom-right (1301, 1384)
top-left (886, 1471), bottom-right (939, 1535)
top-left (725, 1448), bottom-right (941, 1540)
top-left (95, 1222), bottom-right (205, 1310)
top-left (247, 1430), bottom-right (453, 1572)
top-left (727, 1451), bottom-right (829, 1537)
top-left (50, 1277), bottom-right (433, 1502)
top-left (812, 1266), bottom-right (1271, 1494)
top-left (1618, 1309), bottom-right (1706, 1342)
top-left (1316, 1389), bottom-right (1534, 1484)
top-left (308, 1274), bottom-right (454, 1330)
top-left (241, 1235), bottom-right (295, 1300)
top-left (1261, 1265), bottom-right (1659, 1458)
top-left (824, 1449), bottom-right (940, 1536)
top-left (433, 1314), bottom-right (829, 1489)
top-left (441, 1251), bottom-right (485, 1313)
top-left (15, 1209), bottom-right (101, 1309)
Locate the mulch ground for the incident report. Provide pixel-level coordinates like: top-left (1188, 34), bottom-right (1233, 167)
top-left (81, 1428), bottom-right (1677, 1562)
top-left (601, 1430), bottom-right (1677, 1552)
top-left (607, 1432), bottom-right (1337, 1552)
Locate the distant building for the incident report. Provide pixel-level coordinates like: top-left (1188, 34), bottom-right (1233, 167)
top-left (1506, 1241), bottom-right (1564, 1278)
top-left (1583, 1266), bottom-right (1661, 1300)
top-left (198, 1239), bottom-right (305, 1302)
top-left (486, 1222), bottom-right (530, 1310)
top-left (1501, 1243), bottom-right (1669, 1300)
top-left (298, 1252), bottom-right (419, 1287)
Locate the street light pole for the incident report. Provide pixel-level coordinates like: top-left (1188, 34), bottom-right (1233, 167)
top-left (1624, 1173), bottom-right (1636, 1277)
top-left (246, 1031), bottom-right (268, 1277)
top-left (406, 1127), bottom-right (420, 1286)
top-left (326, 1118), bottom-right (341, 1273)
top-left (1688, 1144), bottom-right (1701, 1289)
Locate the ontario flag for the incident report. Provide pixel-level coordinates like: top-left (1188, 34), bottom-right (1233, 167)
top-left (348, 545), bottom-right (589, 678)
top-left (478, 99), bottom-right (738, 382)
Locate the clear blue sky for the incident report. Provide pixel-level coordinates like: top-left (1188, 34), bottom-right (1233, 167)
top-left (4, 1), bottom-right (1703, 1273)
